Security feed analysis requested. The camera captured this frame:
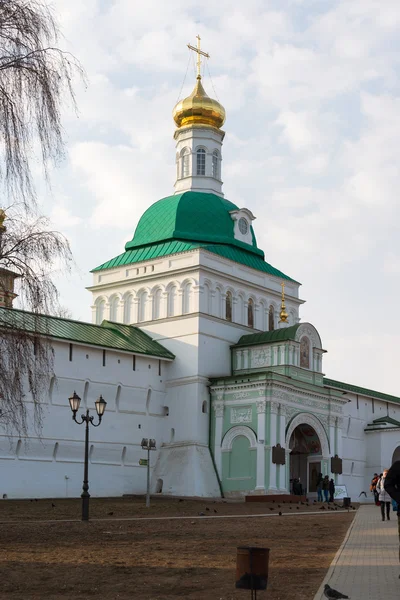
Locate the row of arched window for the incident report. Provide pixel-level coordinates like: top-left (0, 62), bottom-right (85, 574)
top-left (177, 147), bottom-right (220, 180)
top-left (95, 282), bottom-right (195, 325)
top-left (95, 283), bottom-right (297, 330)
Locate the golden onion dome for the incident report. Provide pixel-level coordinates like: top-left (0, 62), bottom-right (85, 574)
top-left (173, 76), bottom-right (225, 129)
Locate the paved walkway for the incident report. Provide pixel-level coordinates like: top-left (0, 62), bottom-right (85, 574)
top-left (314, 505), bottom-right (399, 600)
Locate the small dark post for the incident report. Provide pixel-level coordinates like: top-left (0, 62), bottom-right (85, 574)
top-left (68, 391), bottom-right (107, 522)
top-left (236, 546), bottom-right (270, 599)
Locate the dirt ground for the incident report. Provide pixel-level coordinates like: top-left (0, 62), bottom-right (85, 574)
top-left (0, 496), bottom-right (355, 600)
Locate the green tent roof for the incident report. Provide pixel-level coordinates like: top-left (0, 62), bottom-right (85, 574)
top-left (0, 307), bottom-right (175, 360)
top-left (234, 324), bottom-right (301, 348)
top-left (92, 191), bottom-right (297, 282)
top-left (323, 378), bottom-right (400, 405)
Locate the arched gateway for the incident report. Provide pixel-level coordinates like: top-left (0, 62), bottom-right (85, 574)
top-left (286, 413), bottom-right (330, 497)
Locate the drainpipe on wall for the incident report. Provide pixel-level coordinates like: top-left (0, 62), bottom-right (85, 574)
top-left (208, 385), bottom-right (224, 498)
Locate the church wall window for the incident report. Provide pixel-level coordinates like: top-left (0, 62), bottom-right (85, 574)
top-left (237, 294), bottom-right (245, 324)
top-left (248, 298), bottom-right (254, 328)
top-left (110, 296), bottom-right (119, 321)
top-left (181, 148), bottom-right (190, 178)
top-left (138, 291), bottom-right (148, 322)
top-left (212, 150), bottom-right (219, 179)
top-left (214, 287), bottom-right (222, 318)
top-left (96, 299), bottom-right (105, 325)
top-left (153, 288), bottom-right (162, 320)
top-left (167, 286), bottom-right (177, 317)
top-left (182, 282), bottom-right (193, 314)
top-left (300, 336), bottom-right (310, 369)
top-left (226, 291), bottom-right (232, 322)
top-left (202, 400), bottom-right (208, 414)
top-left (196, 148), bottom-right (206, 176)
top-left (123, 294), bottom-right (134, 324)
top-left (268, 305), bottom-right (275, 331)
top-left (203, 283), bottom-right (211, 313)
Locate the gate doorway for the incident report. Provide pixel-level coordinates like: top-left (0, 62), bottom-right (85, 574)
top-left (289, 424), bottom-right (323, 496)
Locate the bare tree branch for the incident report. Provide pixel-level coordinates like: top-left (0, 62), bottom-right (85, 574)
top-left (0, 0), bottom-right (84, 208)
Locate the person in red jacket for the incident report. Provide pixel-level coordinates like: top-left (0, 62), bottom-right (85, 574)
top-left (384, 461), bottom-right (400, 573)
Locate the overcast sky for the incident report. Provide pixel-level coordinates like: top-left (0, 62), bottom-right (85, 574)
top-left (35, 0), bottom-right (400, 395)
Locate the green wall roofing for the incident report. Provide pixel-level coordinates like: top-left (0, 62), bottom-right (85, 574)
top-left (323, 378), bottom-right (400, 405)
top-left (93, 240), bottom-right (295, 281)
top-left (0, 307), bottom-right (175, 359)
top-left (234, 324), bottom-right (301, 348)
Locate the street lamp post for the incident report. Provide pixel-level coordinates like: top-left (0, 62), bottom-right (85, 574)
top-left (68, 391), bottom-right (107, 522)
top-left (141, 438), bottom-right (156, 508)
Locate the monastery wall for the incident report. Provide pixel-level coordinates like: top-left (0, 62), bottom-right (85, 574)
top-left (0, 340), bottom-right (171, 499)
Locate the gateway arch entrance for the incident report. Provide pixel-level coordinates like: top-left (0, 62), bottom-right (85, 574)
top-left (288, 422), bottom-right (325, 497)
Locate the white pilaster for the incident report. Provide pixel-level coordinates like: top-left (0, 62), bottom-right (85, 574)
top-left (255, 400), bottom-right (266, 491)
top-left (278, 404), bottom-right (287, 491)
top-left (268, 401), bottom-right (279, 492)
top-left (213, 400), bottom-right (224, 478)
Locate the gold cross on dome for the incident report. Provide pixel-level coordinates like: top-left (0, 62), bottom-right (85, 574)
top-left (187, 35), bottom-right (210, 79)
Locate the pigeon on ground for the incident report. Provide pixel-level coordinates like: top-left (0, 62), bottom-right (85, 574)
top-left (323, 584), bottom-right (349, 599)
top-left (108, 512), bottom-right (113, 516)
top-left (278, 511), bottom-right (282, 516)
top-left (213, 509), bottom-right (217, 513)
top-left (51, 503), bottom-right (56, 508)
top-left (198, 512), bottom-right (205, 516)
top-left (206, 507), bottom-right (210, 511)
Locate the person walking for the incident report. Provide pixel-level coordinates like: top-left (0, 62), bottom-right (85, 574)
top-left (384, 461), bottom-right (400, 573)
top-left (322, 475), bottom-right (330, 503)
top-left (370, 473), bottom-right (379, 505)
top-left (317, 473), bottom-right (323, 502)
top-left (377, 469), bottom-right (391, 521)
top-left (329, 478), bottom-right (335, 503)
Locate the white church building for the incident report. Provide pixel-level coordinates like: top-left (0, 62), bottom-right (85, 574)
top-left (1, 46), bottom-right (400, 501)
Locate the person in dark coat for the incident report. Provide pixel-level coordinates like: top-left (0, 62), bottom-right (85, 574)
top-left (329, 478), bottom-right (335, 503)
top-left (384, 461), bottom-right (400, 566)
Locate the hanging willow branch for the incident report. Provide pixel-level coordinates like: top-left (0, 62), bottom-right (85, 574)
top-left (0, 0), bottom-right (83, 206)
top-left (0, 205), bottom-right (73, 435)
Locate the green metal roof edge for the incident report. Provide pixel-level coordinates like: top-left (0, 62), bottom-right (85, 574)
top-left (0, 307), bottom-right (175, 360)
top-left (370, 416), bottom-right (400, 426)
top-left (234, 324), bottom-right (301, 348)
top-left (323, 378), bottom-right (400, 405)
top-left (92, 241), bottom-right (296, 283)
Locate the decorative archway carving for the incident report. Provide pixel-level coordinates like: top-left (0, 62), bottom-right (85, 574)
top-left (221, 426), bottom-right (257, 451)
top-left (286, 413), bottom-right (330, 457)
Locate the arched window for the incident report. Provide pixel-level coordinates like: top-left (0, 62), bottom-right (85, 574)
top-left (300, 336), bottom-right (310, 369)
top-left (212, 150), bottom-right (219, 179)
top-left (182, 282), bottom-right (193, 314)
top-left (110, 296), bottom-right (119, 321)
top-left (203, 282), bottom-right (211, 313)
top-left (237, 295), bottom-right (245, 324)
top-left (214, 287), bottom-right (222, 318)
top-left (153, 289), bottom-right (162, 320)
top-left (96, 299), bottom-right (105, 325)
top-left (123, 294), bottom-right (134, 324)
top-left (181, 148), bottom-right (190, 178)
top-left (226, 291), bottom-right (232, 322)
top-left (269, 305), bottom-right (275, 331)
top-left (138, 291), bottom-right (148, 322)
top-left (202, 400), bottom-right (208, 414)
top-left (167, 286), bottom-right (177, 317)
top-left (196, 148), bottom-right (206, 176)
top-left (248, 298), bottom-right (254, 328)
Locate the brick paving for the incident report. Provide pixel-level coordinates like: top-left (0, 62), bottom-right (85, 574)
top-left (314, 505), bottom-right (399, 600)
